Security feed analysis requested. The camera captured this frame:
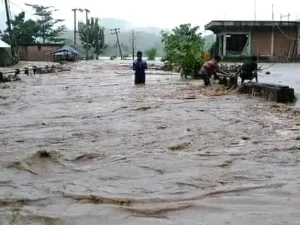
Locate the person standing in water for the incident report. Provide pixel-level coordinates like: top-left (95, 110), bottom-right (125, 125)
top-left (236, 55), bottom-right (258, 84)
top-left (199, 55), bottom-right (228, 87)
top-left (132, 51), bottom-right (148, 85)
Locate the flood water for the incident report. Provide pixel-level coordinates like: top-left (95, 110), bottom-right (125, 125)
top-left (1, 60), bottom-right (300, 225)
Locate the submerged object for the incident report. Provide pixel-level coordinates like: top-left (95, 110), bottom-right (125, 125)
top-left (238, 82), bottom-right (296, 103)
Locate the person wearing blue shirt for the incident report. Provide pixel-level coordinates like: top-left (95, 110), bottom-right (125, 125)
top-left (132, 51), bottom-right (148, 85)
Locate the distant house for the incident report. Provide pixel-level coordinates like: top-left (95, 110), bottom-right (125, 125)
top-left (0, 40), bottom-right (13, 66)
top-left (17, 43), bottom-right (63, 61)
top-left (205, 20), bottom-right (300, 62)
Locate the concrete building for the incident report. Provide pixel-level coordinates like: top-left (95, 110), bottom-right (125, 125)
top-left (205, 20), bottom-right (300, 62)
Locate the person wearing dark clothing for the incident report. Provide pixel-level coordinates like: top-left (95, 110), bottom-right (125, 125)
top-left (133, 51), bottom-right (148, 85)
top-left (238, 55), bottom-right (258, 84)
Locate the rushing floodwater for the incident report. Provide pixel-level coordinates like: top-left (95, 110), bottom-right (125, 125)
top-left (1, 60), bottom-right (300, 225)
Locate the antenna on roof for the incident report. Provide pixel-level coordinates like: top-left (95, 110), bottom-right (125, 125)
top-left (272, 4), bottom-right (274, 21)
top-left (254, 0), bottom-right (257, 20)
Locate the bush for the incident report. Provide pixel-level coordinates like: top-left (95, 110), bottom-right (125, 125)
top-left (161, 24), bottom-right (205, 77)
top-left (209, 42), bottom-right (218, 57)
top-left (146, 48), bottom-right (157, 60)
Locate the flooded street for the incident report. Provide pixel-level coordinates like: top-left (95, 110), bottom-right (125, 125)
top-left (1, 60), bottom-right (300, 225)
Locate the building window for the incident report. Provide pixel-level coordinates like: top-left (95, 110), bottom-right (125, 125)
top-left (226, 34), bottom-right (249, 56)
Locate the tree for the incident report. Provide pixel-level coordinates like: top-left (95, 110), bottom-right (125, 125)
top-left (146, 48), bottom-right (157, 60)
top-left (161, 24), bottom-right (205, 77)
top-left (25, 3), bottom-right (66, 43)
top-left (0, 12), bottom-right (39, 45)
top-left (79, 17), bottom-right (106, 58)
top-left (209, 41), bottom-right (218, 57)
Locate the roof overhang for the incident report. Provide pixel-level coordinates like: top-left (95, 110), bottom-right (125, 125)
top-left (205, 20), bottom-right (300, 33)
top-left (0, 40), bottom-right (11, 48)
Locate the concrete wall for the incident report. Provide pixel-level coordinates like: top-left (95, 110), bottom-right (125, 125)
top-left (251, 28), bottom-right (272, 56)
top-left (251, 26), bottom-right (298, 61)
top-left (273, 27), bottom-right (297, 60)
top-left (17, 45), bottom-right (61, 61)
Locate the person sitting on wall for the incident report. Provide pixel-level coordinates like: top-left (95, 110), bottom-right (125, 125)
top-left (237, 55), bottom-right (258, 84)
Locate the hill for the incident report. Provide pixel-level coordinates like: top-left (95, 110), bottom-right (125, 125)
top-left (61, 18), bottom-right (165, 57)
top-left (1, 14), bottom-right (216, 57)
top-left (62, 19), bottom-right (216, 57)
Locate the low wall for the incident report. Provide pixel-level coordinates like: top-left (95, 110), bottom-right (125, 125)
top-left (238, 82), bottom-right (296, 103)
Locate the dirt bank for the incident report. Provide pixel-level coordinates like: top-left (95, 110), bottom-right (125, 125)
top-left (1, 60), bottom-right (300, 225)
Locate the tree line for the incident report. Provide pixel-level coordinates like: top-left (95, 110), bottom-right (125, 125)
top-left (0, 4), bottom-right (206, 63)
top-left (0, 4), bottom-right (107, 58)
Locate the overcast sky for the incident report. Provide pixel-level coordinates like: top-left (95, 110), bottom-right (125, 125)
top-left (2, 0), bottom-right (300, 30)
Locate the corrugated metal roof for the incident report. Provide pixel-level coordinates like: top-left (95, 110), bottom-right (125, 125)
top-left (53, 45), bottom-right (79, 55)
top-left (0, 40), bottom-right (11, 48)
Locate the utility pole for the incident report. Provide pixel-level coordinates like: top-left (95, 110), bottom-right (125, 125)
top-left (4, 0), bottom-right (15, 60)
top-left (111, 28), bottom-right (123, 59)
top-left (254, 0), bottom-right (257, 20)
top-left (83, 8), bottom-right (90, 60)
top-left (272, 4), bottom-right (274, 20)
top-left (42, 15), bottom-right (46, 43)
top-left (280, 13), bottom-right (291, 21)
top-left (131, 30), bottom-right (136, 60)
top-left (72, 8), bottom-right (78, 48)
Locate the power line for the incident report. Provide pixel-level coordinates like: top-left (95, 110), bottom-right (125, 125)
top-left (9, 1), bottom-right (38, 19)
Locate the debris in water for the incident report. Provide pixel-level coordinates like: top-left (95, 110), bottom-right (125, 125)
top-left (168, 142), bottom-right (191, 151)
top-left (139, 165), bottom-right (164, 175)
top-left (63, 192), bottom-right (132, 206)
top-left (69, 153), bottom-right (105, 162)
top-left (241, 136), bottom-right (251, 141)
top-left (6, 150), bottom-right (62, 175)
top-left (157, 125), bottom-right (167, 130)
top-left (217, 159), bottom-right (233, 167)
top-left (124, 204), bottom-right (194, 217)
top-left (134, 106), bottom-right (152, 111)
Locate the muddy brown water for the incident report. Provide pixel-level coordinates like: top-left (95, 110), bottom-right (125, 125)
top-left (1, 60), bottom-right (300, 225)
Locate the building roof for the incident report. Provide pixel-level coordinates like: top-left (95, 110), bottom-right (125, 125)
top-left (205, 20), bottom-right (300, 33)
top-left (52, 45), bottom-right (79, 55)
top-left (0, 40), bottom-right (11, 48)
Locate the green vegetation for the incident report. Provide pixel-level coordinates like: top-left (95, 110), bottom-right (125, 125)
top-left (146, 47), bottom-right (157, 60)
top-left (0, 12), bottom-right (39, 45)
top-left (79, 17), bottom-right (107, 59)
top-left (209, 41), bottom-right (218, 57)
top-left (25, 4), bottom-right (66, 43)
top-left (161, 23), bottom-right (205, 77)
top-left (0, 4), bottom-right (66, 45)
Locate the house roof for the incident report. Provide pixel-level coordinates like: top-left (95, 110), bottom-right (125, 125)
top-left (0, 40), bottom-right (11, 48)
top-left (52, 45), bottom-right (79, 55)
top-left (205, 20), bottom-right (300, 33)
